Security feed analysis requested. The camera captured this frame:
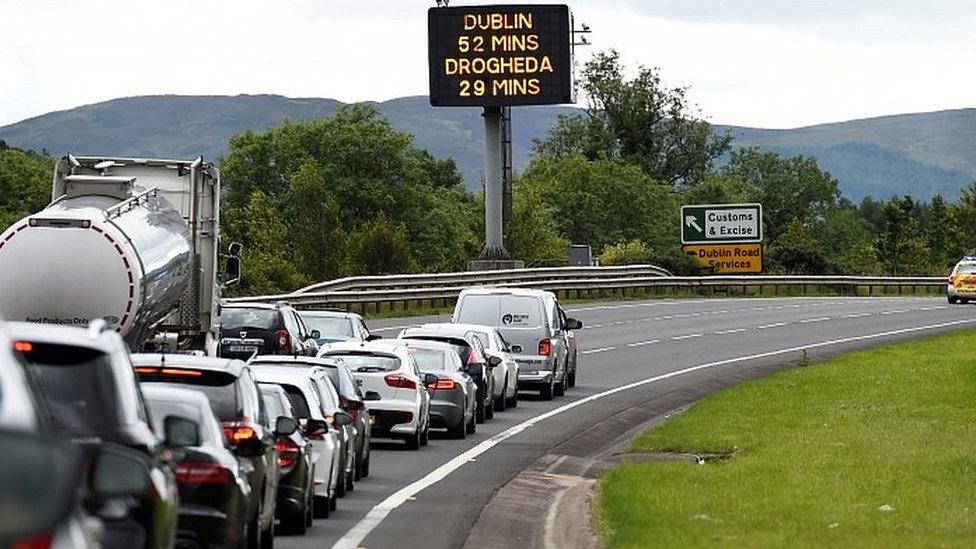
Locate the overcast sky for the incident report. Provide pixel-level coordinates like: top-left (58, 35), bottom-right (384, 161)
top-left (2, 0), bottom-right (974, 128)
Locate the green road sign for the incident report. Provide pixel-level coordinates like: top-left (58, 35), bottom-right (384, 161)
top-left (681, 203), bottom-right (762, 244)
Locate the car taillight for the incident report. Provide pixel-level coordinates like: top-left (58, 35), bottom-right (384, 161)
top-left (175, 460), bottom-right (229, 485)
top-left (539, 338), bottom-right (552, 356)
top-left (278, 329), bottom-right (290, 352)
top-left (12, 341), bottom-right (33, 353)
top-left (433, 378), bottom-right (456, 390)
top-left (13, 533), bottom-right (53, 549)
top-left (384, 373), bottom-right (417, 389)
top-left (276, 438), bottom-right (301, 469)
top-left (339, 395), bottom-right (359, 421)
top-left (221, 420), bottom-right (259, 444)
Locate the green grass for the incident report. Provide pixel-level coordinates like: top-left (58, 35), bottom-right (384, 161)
top-left (598, 330), bottom-right (976, 548)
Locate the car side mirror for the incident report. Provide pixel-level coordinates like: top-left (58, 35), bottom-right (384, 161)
top-left (510, 345), bottom-right (523, 354)
top-left (488, 355), bottom-right (502, 368)
top-left (309, 330), bottom-right (321, 340)
top-left (163, 415), bottom-right (201, 447)
top-left (332, 411), bottom-right (354, 427)
top-left (366, 334), bottom-right (382, 342)
top-left (231, 433), bottom-right (267, 458)
top-left (91, 444), bottom-right (151, 497)
top-left (275, 416), bottom-right (298, 437)
top-left (564, 318), bottom-right (583, 331)
top-left (424, 373), bottom-right (439, 387)
top-left (221, 242), bottom-right (243, 288)
top-left (363, 391), bottom-right (381, 401)
top-left (304, 419), bottom-right (329, 438)
top-left (0, 429), bottom-right (82, 542)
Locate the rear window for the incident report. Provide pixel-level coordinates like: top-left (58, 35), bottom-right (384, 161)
top-left (302, 315), bottom-right (354, 339)
top-left (456, 295), bottom-right (542, 328)
top-left (408, 348), bottom-right (449, 371)
top-left (326, 352), bottom-right (400, 373)
top-left (221, 308), bottom-right (280, 331)
top-left (275, 384), bottom-right (312, 420)
top-left (17, 343), bottom-right (121, 436)
top-left (956, 263), bottom-right (976, 275)
top-left (259, 386), bottom-right (291, 420)
top-left (136, 369), bottom-right (240, 421)
top-left (144, 397), bottom-right (222, 447)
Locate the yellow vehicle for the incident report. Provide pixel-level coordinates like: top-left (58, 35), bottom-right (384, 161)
top-left (947, 257), bottom-right (976, 304)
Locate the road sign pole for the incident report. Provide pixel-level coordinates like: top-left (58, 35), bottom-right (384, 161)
top-left (480, 106), bottom-right (510, 259)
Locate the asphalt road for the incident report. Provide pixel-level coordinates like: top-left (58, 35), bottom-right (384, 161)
top-left (276, 296), bottom-right (975, 549)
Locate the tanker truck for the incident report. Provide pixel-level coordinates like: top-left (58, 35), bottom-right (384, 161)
top-left (0, 155), bottom-right (241, 353)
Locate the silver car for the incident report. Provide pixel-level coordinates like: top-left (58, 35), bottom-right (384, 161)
top-left (452, 288), bottom-right (582, 400)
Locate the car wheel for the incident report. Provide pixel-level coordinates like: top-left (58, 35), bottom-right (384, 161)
top-left (282, 488), bottom-right (309, 535)
top-left (448, 415), bottom-right (466, 439)
top-left (506, 387), bottom-right (519, 408)
top-left (305, 485), bottom-right (314, 527)
top-left (354, 452), bottom-right (363, 481)
top-left (246, 507), bottom-right (262, 549)
top-left (345, 468), bottom-right (355, 492)
top-left (553, 374), bottom-right (566, 397)
top-left (540, 378), bottom-right (554, 400)
top-left (362, 452), bottom-right (371, 477)
top-left (314, 495), bottom-right (330, 519)
top-left (336, 468), bottom-right (347, 498)
top-left (405, 428), bottom-right (421, 450)
top-left (420, 422), bottom-right (430, 446)
top-left (260, 503), bottom-right (275, 549)
top-left (330, 493), bottom-right (337, 511)
top-left (963, 298), bottom-right (970, 304)
top-left (476, 397), bottom-right (486, 423)
top-left (949, 296), bottom-right (959, 304)
top-left (568, 369), bottom-right (577, 388)
top-left (495, 377), bottom-right (508, 411)
top-left (466, 410), bottom-right (477, 434)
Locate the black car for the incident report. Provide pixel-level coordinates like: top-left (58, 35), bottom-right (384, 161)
top-left (143, 385), bottom-right (253, 549)
top-left (219, 302), bottom-right (320, 360)
top-left (133, 354), bottom-right (280, 549)
top-left (9, 322), bottom-right (180, 549)
top-left (259, 383), bottom-right (315, 535)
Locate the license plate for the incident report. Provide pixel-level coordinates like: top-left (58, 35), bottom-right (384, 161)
top-left (227, 345), bottom-right (258, 353)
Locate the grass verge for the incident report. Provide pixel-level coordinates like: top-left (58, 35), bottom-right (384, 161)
top-left (598, 330), bottom-right (976, 548)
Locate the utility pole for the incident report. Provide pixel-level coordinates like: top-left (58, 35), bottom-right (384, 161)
top-left (479, 106), bottom-right (510, 260)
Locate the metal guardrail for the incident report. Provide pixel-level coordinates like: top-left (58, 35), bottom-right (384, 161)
top-left (228, 269), bottom-right (945, 312)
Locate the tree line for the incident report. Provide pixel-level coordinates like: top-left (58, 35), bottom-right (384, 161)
top-left (1, 51), bottom-right (975, 296)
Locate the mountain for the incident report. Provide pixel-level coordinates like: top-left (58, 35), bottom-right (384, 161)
top-left (1, 94), bottom-right (973, 200)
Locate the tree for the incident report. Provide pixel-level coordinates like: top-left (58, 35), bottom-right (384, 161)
top-left (534, 50), bottom-right (731, 185)
top-left (767, 219), bottom-right (828, 274)
top-left (600, 240), bottom-right (653, 266)
top-left (926, 194), bottom-right (965, 269)
top-left (876, 196), bottom-right (929, 275)
top-left (0, 149), bottom-right (54, 229)
top-left (505, 184), bottom-right (568, 264)
top-left (346, 213), bottom-right (418, 275)
top-left (282, 161), bottom-right (346, 282)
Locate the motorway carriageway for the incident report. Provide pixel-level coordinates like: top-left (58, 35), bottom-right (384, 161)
top-left (275, 296), bottom-right (975, 549)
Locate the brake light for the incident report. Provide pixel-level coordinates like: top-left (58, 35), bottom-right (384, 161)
top-left (13, 532), bottom-right (53, 549)
top-left (12, 341), bottom-right (33, 353)
top-left (221, 421), bottom-right (259, 444)
top-left (384, 373), bottom-right (417, 389)
top-left (278, 330), bottom-right (290, 352)
top-left (433, 378), bottom-right (456, 390)
top-left (539, 339), bottom-right (552, 356)
top-left (134, 367), bottom-right (203, 377)
top-left (175, 460), bottom-right (229, 484)
top-left (275, 438), bottom-right (301, 469)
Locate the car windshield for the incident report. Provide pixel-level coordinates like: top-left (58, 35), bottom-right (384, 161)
top-left (221, 308), bottom-right (278, 331)
top-left (408, 348), bottom-right (449, 371)
top-left (456, 295), bottom-right (542, 328)
top-left (326, 352), bottom-right (400, 373)
top-left (956, 263), bottom-right (976, 275)
top-left (302, 316), bottom-right (354, 339)
top-left (17, 343), bottom-right (121, 436)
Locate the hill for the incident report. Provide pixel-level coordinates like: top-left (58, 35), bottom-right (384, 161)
top-left (1, 95), bottom-right (973, 200)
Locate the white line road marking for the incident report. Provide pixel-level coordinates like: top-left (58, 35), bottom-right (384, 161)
top-left (627, 339), bottom-right (661, 347)
top-left (799, 317), bottom-right (832, 323)
top-left (332, 318), bottom-right (976, 549)
top-left (714, 327), bottom-right (748, 335)
top-left (672, 333), bottom-right (703, 340)
top-left (757, 322), bottom-right (789, 329)
top-left (580, 347), bottom-right (615, 355)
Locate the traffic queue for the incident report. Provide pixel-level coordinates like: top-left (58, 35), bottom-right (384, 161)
top-left (0, 287), bottom-right (582, 549)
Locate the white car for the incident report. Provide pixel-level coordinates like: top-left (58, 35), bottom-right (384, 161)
top-left (413, 323), bottom-right (519, 410)
top-left (247, 364), bottom-right (343, 517)
top-left (318, 341), bottom-right (434, 450)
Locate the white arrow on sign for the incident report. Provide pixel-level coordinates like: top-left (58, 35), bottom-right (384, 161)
top-left (685, 215), bottom-right (702, 233)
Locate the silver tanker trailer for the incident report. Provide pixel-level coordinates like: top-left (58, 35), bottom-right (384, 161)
top-left (0, 155), bottom-right (241, 354)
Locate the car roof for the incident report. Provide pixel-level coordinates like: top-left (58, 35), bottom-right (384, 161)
top-left (399, 327), bottom-right (473, 343)
top-left (299, 310), bottom-right (361, 320)
top-left (396, 338), bottom-right (458, 353)
top-left (249, 355), bottom-right (342, 369)
top-left (458, 287), bottom-right (553, 298)
top-left (248, 363), bottom-right (328, 384)
top-left (222, 302), bottom-right (287, 311)
top-left (319, 340), bottom-right (406, 355)
top-left (5, 321), bottom-right (123, 355)
top-left (419, 323), bottom-right (494, 335)
top-left (131, 353), bottom-right (248, 376)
